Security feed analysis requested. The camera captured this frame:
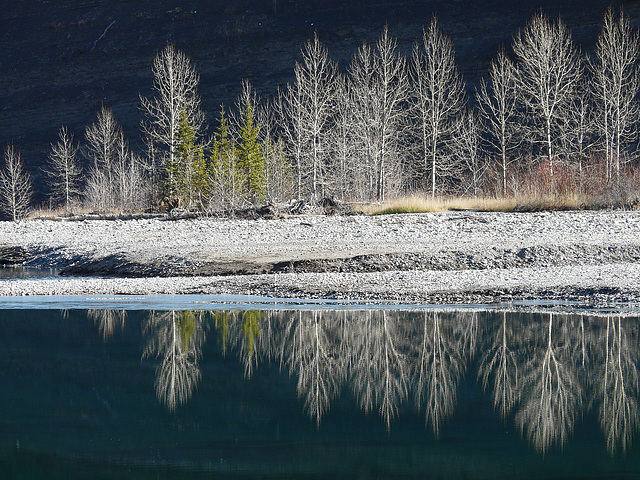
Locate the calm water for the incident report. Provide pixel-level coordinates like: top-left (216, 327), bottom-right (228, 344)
top-left (1, 308), bottom-right (639, 479)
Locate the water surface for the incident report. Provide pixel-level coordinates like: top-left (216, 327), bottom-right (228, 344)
top-left (1, 308), bottom-right (639, 479)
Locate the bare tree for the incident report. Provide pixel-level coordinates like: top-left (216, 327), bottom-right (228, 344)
top-left (451, 109), bottom-right (486, 197)
top-left (140, 44), bottom-right (205, 192)
top-left (512, 13), bottom-right (581, 180)
top-left (477, 48), bottom-right (520, 196)
top-left (329, 73), bottom-right (357, 200)
top-left (84, 107), bottom-right (121, 210)
top-left (280, 33), bottom-right (337, 200)
top-left (348, 42), bottom-right (378, 200)
top-left (46, 126), bottom-right (81, 210)
top-left (276, 82), bottom-right (306, 199)
top-left (349, 27), bottom-right (409, 201)
top-left (410, 16), bottom-right (466, 198)
top-left (113, 133), bottom-right (149, 211)
top-left (84, 106), bottom-right (120, 184)
top-left (563, 77), bottom-right (596, 179)
top-left (0, 145), bottom-right (32, 221)
top-left (592, 7), bottom-right (640, 181)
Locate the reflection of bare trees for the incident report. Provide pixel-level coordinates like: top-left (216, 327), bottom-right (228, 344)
top-left (281, 311), bottom-right (344, 425)
top-left (515, 314), bottom-right (582, 453)
top-left (143, 311), bottom-right (205, 411)
top-left (92, 307), bottom-right (639, 454)
top-left (479, 312), bottom-right (519, 419)
top-left (413, 312), bottom-right (464, 436)
top-left (597, 317), bottom-right (639, 454)
top-left (351, 311), bottom-right (410, 430)
top-left (88, 309), bottom-right (126, 340)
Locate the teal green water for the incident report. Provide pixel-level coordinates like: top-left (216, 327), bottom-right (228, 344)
top-left (0, 309), bottom-right (639, 479)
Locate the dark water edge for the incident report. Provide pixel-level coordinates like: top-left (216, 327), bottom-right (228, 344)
top-left (0, 267), bottom-right (56, 280)
top-left (2, 309), bottom-right (640, 479)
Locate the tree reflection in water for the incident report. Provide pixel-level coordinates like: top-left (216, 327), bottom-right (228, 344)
top-left (597, 317), bottom-right (639, 454)
top-left (87, 309), bottom-right (640, 454)
top-left (515, 314), bottom-right (582, 453)
top-left (281, 310), bottom-right (344, 426)
top-left (413, 312), bottom-right (464, 436)
top-left (479, 312), bottom-right (519, 419)
top-left (143, 310), bottom-right (205, 411)
top-left (88, 309), bottom-right (126, 340)
top-left (350, 310), bottom-right (409, 430)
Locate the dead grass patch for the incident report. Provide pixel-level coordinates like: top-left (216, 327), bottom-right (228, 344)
top-left (365, 193), bottom-right (595, 215)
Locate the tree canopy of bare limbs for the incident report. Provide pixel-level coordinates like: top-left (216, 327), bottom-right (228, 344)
top-left (349, 26), bottom-right (409, 201)
top-left (592, 7), bottom-right (640, 181)
top-left (477, 48), bottom-right (520, 196)
top-left (512, 13), bottom-right (582, 179)
top-left (278, 33), bottom-right (337, 200)
top-left (140, 44), bottom-right (205, 193)
top-left (451, 109), bottom-right (485, 196)
top-left (84, 105), bottom-right (120, 182)
top-left (45, 126), bottom-right (81, 211)
top-left (410, 17), bottom-right (465, 198)
top-left (84, 107), bottom-right (147, 211)
top-left (0, 145), bottom-right (32, 220)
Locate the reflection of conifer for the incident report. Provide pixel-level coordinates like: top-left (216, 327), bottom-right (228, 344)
top-left (214, 311), bottom-right (233, 357)
top-left (241, 310), bottom-right (262, 378)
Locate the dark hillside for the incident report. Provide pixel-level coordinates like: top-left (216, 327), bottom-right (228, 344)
top-left (0, 0), bottom-right (633, 200)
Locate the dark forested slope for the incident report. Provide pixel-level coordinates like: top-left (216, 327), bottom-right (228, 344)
top-left (0, 0), bottom-right (632, 198)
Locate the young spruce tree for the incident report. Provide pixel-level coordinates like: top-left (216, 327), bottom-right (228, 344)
top-left (166, 111), bottom-right (207, 209)
top-left (237, 105), bottom-right (267, 204)
top-left (210, 106), bottom-right (242, 208)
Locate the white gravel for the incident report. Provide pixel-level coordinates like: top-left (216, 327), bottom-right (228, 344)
top-left (1, 211), bottom-right (640, 302)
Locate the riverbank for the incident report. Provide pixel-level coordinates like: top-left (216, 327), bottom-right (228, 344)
top-left (1, 211), bottom-right (639, 307)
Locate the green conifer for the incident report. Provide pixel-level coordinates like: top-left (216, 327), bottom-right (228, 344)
top-left (237, 105), bottom-right (267, 204)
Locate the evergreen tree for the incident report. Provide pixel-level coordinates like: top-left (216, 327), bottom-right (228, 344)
top-left (237, 105), bottom-right (267, 204)
top-left (210, 106), bottom-right (243, 208)
top-left (166, 111), bottom-right (207, 209)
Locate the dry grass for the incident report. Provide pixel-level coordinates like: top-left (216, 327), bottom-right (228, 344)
top-left (364, 193), bottom-right (592, 215)
top-left (27, 204), bottom-right (124, 219)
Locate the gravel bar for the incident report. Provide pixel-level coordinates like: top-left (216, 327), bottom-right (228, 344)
top-left (1, 211), bottom-right (640, 307)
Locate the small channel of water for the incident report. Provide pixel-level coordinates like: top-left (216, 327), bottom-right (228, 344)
top-left (0, 306), bottom-right (639, 479)
top-left (0, 266), bottom-right (57, 280)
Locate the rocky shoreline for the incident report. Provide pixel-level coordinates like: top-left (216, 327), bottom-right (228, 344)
top-left (1, 211), bottom-right (640, 311)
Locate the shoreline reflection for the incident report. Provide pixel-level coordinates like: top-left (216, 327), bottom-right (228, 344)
top-left (89, 309), bottom-right (640, 455)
